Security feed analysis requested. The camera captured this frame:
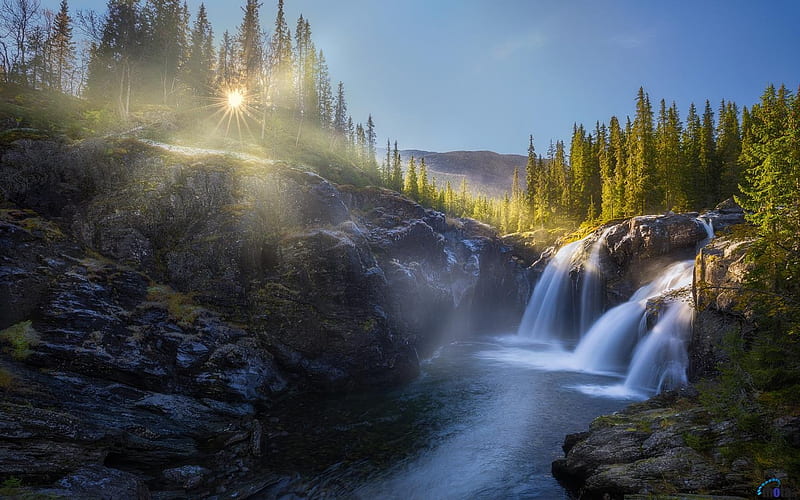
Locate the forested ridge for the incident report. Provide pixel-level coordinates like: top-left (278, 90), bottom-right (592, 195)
top-left (2, 1), bottom-right (796, 241)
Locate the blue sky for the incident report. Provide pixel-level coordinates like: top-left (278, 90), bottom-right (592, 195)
top-left (66, 0), bottom-right (800, 154)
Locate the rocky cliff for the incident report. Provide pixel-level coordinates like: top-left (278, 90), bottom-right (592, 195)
top-left (0, 137), bottom-right (531, 496)
top-left (550, 203), bottom-right (778, 500)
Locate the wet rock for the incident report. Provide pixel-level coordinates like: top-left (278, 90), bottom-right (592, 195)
top-left (552, 396), bottom-right (752, 498)
top-left (690, 236), bottom-right (755, 380)
top-left (161, 464), bottom-right (209, 490)
top-left (54, 465), bottom-right (151, 500)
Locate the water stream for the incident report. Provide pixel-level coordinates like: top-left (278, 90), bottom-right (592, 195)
top-left (264, 339), bottom-right (630, 499)
top-left (262, 218), bottom-right (713, 498)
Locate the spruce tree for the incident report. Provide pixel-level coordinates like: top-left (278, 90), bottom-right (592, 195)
top-left (49, 0), bottom-right (74, 93)
top-left (597, 121), bottom-right (615, 219)
top-left (142, 0), bottom-right (189, 104)
top-left (267, 0), bottom-right (292, 106)
top-left (656, 100), bottom-right (684, 210)
top-left (333, 81), bottom-right (347, 134)
top-left (216, 30), bottom-right (235, 87)
top-left (699, 99), bottom-right (718, 208)
top-left (717, 100), bottom-right (742, 199)
top-left (384, 138), bottom-right (391, 185)
top-left (404, 156), bottom-right (419, 200)
top-left (551, 140), bottom-right (569, 215)
top-left (366, 114), bottom-right (377, 170)
top-left (738, 84), bottom-right (797, 232)
top-left (625, 87), bottom-right (656, 215)
top-left (391, 140), bottom-right (403, 191)
top-left (238, 0), bottom-right (263, 91)
top-left (682, 103), bottom-right (702, 208)
top-left (418, 158), bottom-right (430, 204)
top-left (316, 50), bottom-right (333, 129)
top-left (608, 116), bottom-right (626, 217)
top-left (87, 0), bottom-right (142, 117)
top-left (185, 3), bottom-right (214, 96)
top-left (524, 134), bottom-right (536, 213)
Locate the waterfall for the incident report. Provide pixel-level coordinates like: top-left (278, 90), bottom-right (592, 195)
top-left (696, 217), bottom-right (714, 249)
top-left (579, 228), bottom-right (612, 335)
top-left (516, 239), bottom-right (582, 341)
top-left (515, 216), bottom-right (715, 397)
top-left (624, 299), bottom-right (694, 393)
top-left (570, 260), bottom-right (694, 375)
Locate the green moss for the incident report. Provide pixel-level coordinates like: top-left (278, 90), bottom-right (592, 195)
top-left (146, 285), bottom-right (203, 327)
top-left (0, 321), bottom-right (40, 360)
top-left (682, 431), bottom-right (715, 453)
top-left (590, 414), bottom-right (628, 429)
top-left (0, 368), bottom-right (12, 389)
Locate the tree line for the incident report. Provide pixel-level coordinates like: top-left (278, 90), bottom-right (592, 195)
top-left (385, 84), bottom-right (796, 235)
top-left (0, 0), bottom-right (380, 173)
top-left (0, 0), bottom-right (78, 93)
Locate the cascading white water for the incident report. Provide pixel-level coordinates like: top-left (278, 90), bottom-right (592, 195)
top-left (696, 217), bottom-right (715, 248)
top-left (570, 260), bottom-right (694, 374)
top-left (579, 228), bottom-right (612, 335)
top-left (624, 299), bottom-right (694, 393)
top-left (516, 239), bottom-right (583, 341)
top-left (516, 216), bottom-right (716, 397)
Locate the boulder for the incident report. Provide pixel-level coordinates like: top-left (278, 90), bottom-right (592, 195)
top-left (690, 235), bottom-right (755, 380)
top-left (552, 392), bottom-right (753, 498)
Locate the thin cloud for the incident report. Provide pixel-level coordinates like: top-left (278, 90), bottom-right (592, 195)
top-left (610, 33), bottom-right (649, 49)
top-left (492, 32), bottom-right (547, 60)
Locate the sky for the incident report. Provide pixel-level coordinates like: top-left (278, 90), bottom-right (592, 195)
top-left (64, 0), bottom-right (800, 155)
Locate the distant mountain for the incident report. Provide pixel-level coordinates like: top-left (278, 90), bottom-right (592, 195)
top-left (379, 149), bottom-right (527, 197)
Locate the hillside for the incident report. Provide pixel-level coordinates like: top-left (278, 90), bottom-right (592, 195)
top-left (384, 148), bottom-right (527, 197)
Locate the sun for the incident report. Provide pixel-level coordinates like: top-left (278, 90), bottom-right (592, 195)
top-left (227, 89), bottom-right (244, 109)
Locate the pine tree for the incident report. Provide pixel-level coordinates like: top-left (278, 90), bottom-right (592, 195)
top-left (608, 116), bottom-right (626, 217)
top-left (391, 140), bottom-right (403, 191)
top-left (525, 134), bottom-right (536, 213)
top-left (142, 0), bottom-right (189, 104)
top-left (355, 122), bottom-right (366, 164)
top-left (625, 87), bottom-right (656, 215)
top-left (87, 0), bottom-right (143, 117)
top-left (717, 100), bottom-right (742, 199)
top-left (346, 115), bottom-right (355, 152)
top-left (548, 140), bottom-right (567, 215)
top-left (238, 0), bottom-right (263, 91)
top-left (655, 99), bottom-right (684, 210)
top-left (366, 114), bottom-right (377, 171)
top-left (333, 81), bottom-right (347, 134)
top-left (316, 50), bottom-right (333, 129)
top-left (267, 0), bottom-right (292, 106)
top-left (597, 121), bottom-right (615, 219)
top-left (404, 156), bottom-right (419, 200)
top-left (49, 0), bottom-right (75, 93)
top-left (384, 138), bottom-right (391, 185)
top-left (738, 84), bottom-right (797, 232)
top-left (216, 30), bottom-right (235, 87)
top-left (570, 123), bottom-right (591, 217)
top-left (185, 3), bottom-right (214, 96)
top-left (682, 102), bottom-right (702, 208)
top-left (418, 157), bottom-right (430, 204)
top-left (699, 99), bottom-right (718, 208)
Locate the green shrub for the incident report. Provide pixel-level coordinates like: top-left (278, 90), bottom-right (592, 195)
top-left (0, 321), bottom-right (40, 360)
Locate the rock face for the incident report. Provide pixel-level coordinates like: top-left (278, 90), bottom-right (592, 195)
top-left (567, 213), bottom-right (710, 308)
top-left (691, 235), bottom-right (755, 380)
top-left (552, 204), bottom-right (757, 499)
top-left (0, 207), bottom-right (284, 497)
top-left (552, 390), bottom-right (752, 499)
top-left (0, 138), bottom-right (531, 495)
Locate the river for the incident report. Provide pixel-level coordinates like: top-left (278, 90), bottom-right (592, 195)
top-left (262, 336), bottom-right (635, 499)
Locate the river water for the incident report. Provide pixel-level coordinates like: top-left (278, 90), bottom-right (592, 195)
top-left (263, 336), bottom-right (634, 499)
